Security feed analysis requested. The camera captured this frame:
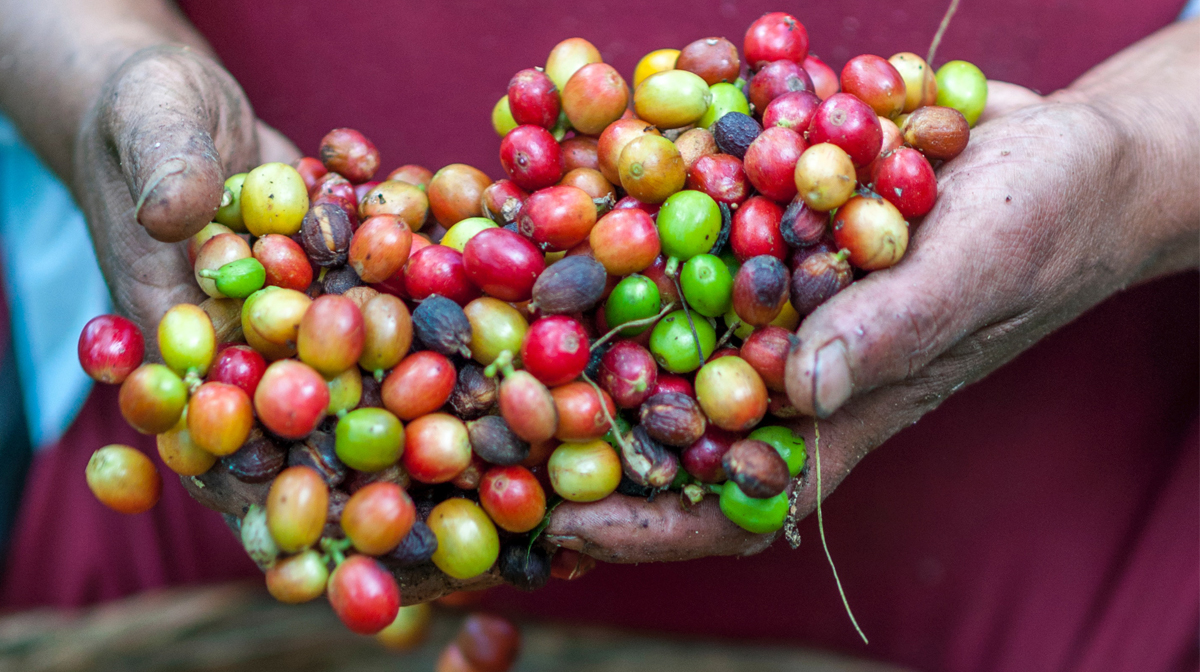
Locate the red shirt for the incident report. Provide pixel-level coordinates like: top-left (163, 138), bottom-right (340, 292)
top-left (3, 3), bottom-right (1195, 671)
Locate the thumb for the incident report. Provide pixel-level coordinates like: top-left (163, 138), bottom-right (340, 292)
top-left (785, 212), bottom-right (994, 417)
top-left (98, 46), bottom-right (258, 242)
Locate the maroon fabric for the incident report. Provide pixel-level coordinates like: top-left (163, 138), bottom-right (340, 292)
top-left (3, 3), bottom-right (1196, 671)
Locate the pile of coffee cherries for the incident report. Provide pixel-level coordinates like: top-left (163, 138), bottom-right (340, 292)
top-left (78, 9), bottom-right (984, 649)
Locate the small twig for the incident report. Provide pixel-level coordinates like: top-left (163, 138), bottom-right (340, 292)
top-left (668, 272), bottom-right (706, 368)
top-left (590, 302), bottom-right (677, 352)
top-left (926, 0), bottom-right (961, 66)
top-left (581, 373), bottom-right (632, 454)
top-left (715, 318), bottom-right (742, 350)
top-left (813, 419), bottom-right (868, 645)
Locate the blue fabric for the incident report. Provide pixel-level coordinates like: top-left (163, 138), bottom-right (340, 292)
top-left (1183, 0), bottom-right (1200, 19)
top-left (0, 117), bottom-right (109, 449)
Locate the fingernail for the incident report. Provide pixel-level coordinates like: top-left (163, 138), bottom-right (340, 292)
top-left (135, 158), bottom-right (188, 220)
top-left (812, 339), bottom-right (851, 418)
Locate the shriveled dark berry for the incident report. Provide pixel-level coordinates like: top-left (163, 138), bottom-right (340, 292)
top-left (287, 428), bottom-right (346, 487)
top-left (639, 392), bottom-right (707, 447)
top-left (384, 520), bottom-right (438, 567)
top-left (221, 427), bottom-right (286, 483)
top-left (412, 294), bottom-right (473, 358)
top-left (790, 250), bottom-right (852, 316)
top-left (467, 415), bottom-right (530, 465)
top-left (300, 202), bottom-right (352, 267)
top-left (322, 265), bottom-right (363, 295)
top-left (723, 439), bottom-right (789, 498)
top-left (530, 255), bottom-right (607, 314)
top-left (780, 199), bottom-right (829, 248)
top-left (619, 425), bottom-right (680, 488)
top-left (732, 255), bottom-right (791, 326)
top-left (448, 363), bottom-right (498, 420)
top-left (712, 112), bottom-right (762, 160)
top-left (498, 541), bottom-right (551, 591)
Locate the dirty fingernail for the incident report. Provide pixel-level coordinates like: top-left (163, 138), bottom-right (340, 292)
top-left (135, 157), bottom-right (188, 221)
top-left (812, 339), bottom-right (851, 418)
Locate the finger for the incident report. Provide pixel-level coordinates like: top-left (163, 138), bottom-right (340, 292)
top-left (545, 493), bottom-right (776, 563)
top-left (98, 46), bottom-right (258, 242)
top-left (977, 81), bottom-right (1043, 125)
top-left (257, 119), bottom-right (302, 165)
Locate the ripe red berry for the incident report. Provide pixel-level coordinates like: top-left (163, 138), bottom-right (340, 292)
top-left (78, 314), bottom-right (144, 384)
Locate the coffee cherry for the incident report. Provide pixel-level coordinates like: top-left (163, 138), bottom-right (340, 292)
top-left (187, 381), bottom-right (253, 456)
top-left (589, 208), bottom-right (660, 276)
top-left (516, 185), bottom-right (597, 252)
top-left (552, 381), bottom-right (615, 442)
top-left (680, 254), bottom-right (734, 318)
top-left (807, 93), bottom-right (884, 167)
top-left (195, 233), bottom-right (252, 298)
top-left (748, 425), bottom-right (807, 477)
top-left (531, 255), bottom-right (606, 315)
top-left (935, 60), bottom-right (988, 126)
top-left (833, 194), bottom-right (909, 270)
top-left (382, 351), bottom-right (456, 420)
top-left (336, 407), bottom-right (405, 472)
top-left (501, 125), bottom-right (564, 192)
top-left (803, 54), bottom-right (840, 100)
top-left (464, 298), bottom-right (528, 366)
top-left (359, 294), bottom-right (414, 373)
top-left (711, 112), bottom-right (762, 160)
top-left (498, 370), bottom-right (559, 443)
top-left (413, 294), bottom-right (473, 359)
top-left (695, 356), bottom-right (769, 432)
top-left (480, 179), bottom-right (529, 225)
top-left (634, 69), bottom-right (712, 130)
top-left (744, 12), bottom-right (809, 68)
top-left (520, 315), bottom-right (589, 387)
top-left (545, 37), bottom-right (602, 91)
top-left (677, 36), bottom-right (740, 86)
top-left (241, 162), bottom-right (309, 236)
top-left (265, 549), bottom-right (328, 604)
top-left (762, 90), bottom-right (821, 131)
top-left (719, 481), bottom-right (788, 532)
top-left (682, 426), bottom-right (739, 483)
top-left (888, 52), bottom-right (937, 113)
top-left (743, 126), bottom-right (807, 202)
top-left (463, 227), bottom-right (545, 302)
top-left (156, 411), bottom-right (217, 476)
top-left (298, 295), bottom-right (365, 377)
top-left (480, 465), bottom-right (546, 533)
top-left (618, 134), bottom-right (686, 204)
top-left (78, 314), bottom-right (144, 385)
top-left (255, 360), bottom-right (329, 439)
top-left (326, 366), bottom-right (363, 415)
top-left (508, 68), bottom-right (560, 130)
top-left (327, 555), bottom-right (401, 635)
top-left (657, 189), bottom-right (722, 261)
top-left (597, 119), bottom-right (661, 185)
top-left (429, 164), bottom-right (493, 227)
top-left (443, 217), bottom-right (499, 253)
top-left (605, 274), bottom-right (661, 336)
top-left (675, 128), bottom-right (719, 169)
top-left (697, 82), bottom-right (751, 130)
top-left (739, 326), bottom-right (792, 392)
top-left (119, 363), bottom-right (187, 434)
top-left (243, 286), bottom-right (312, 350)
top-left (648, 310), bottom-right (716, 373)
top-left (548, 439), bottom-right (621, 502)
top-left (403, 413), bottom-right (472, 484)
top-left (840, 54), bottom-right (906, 119)
top-left (428, 498), bottom-right (500, 579)
top-left (405, 244), bottom-right (481, 306)
top-left (640, 391), bottom-right (707, 447)
top-left (319, 128), bottom-right (380, 183)
top-left (794, 142), bottom-right (856, 212)
top-left (342, 481), bottom-right (415, 555)
top-left (254, 234), bottom-right (313, 292)
top-left (266, 465), bottom-right (329, 552)
top-left (874, 146), bottom-right (938, 218)
top-left (86, 444), bottom-right (161, 514)
top-left (901, 106), bottom-right (970, 162)
top-left (349, 216), bottom-right (413, 284)
top-left (598, 341), bottom-right (658, 409)
top-left (376, 603), bottom-right (434, 651)
top-left (722, 438), bottom-right (789, 498)
top-left (730, 196), bottom-right (786, 262)
top-left (492, 95), bottom-right (518, 137)
top-left (748, 60), bottom-right (815, 113)
top-left (563, 63), bottom-right (628, 135)
top-left (686, 153), bottom-right (750, 206)
top-left (732, 256), bottom-right (791, 327)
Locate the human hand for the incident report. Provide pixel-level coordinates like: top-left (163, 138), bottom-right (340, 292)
top-left (72, 45), bottom-right (300, 338)
top-left (546, 79), bottom-right (1196, 562)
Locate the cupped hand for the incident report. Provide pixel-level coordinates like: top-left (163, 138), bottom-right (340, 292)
top-left (73, 44), bottom-right (299, 338)
top-left (548, 81), bottom-right (1183, 561)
